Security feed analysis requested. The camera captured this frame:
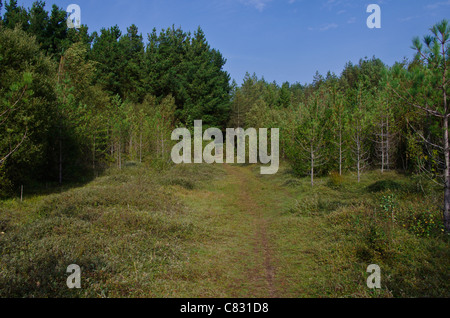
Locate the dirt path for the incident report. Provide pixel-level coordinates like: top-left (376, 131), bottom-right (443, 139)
top-left (223, 164), bottom-right (278, 297)
top-left (177, 163), bottom-right (317, 298)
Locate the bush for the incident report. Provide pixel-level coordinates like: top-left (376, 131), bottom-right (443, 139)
top-left (328, 171), bottom-right (344, 189)
top-left (367, 180), bottom-right (401, 193)
top-left (355, 223), bottom-right (392, 262)
top-left (283, 179), bottom-right (303, 187)
top-left (288, 195), bottom-right (344, 216)
top-left (379, 193), bottom-right (397, 222)
top-left (163, 176), bottom-right (195, 190)
top-left (404, 209), bottom-right (442, 237)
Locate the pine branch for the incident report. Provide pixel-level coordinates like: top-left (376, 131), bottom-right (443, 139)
top-left (0, 126), bottom-right (28, 165)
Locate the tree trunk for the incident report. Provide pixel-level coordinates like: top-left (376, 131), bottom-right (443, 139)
top-left (161, 131), bottom-right (165, 158)
top-left (118, 142), bottom-right (122, 170)
top-left (443, 62), bottom-right (450, 232)
top-left (386, 115), bottom-right (391, 171)
top-left (130, 135), bottom-right (133, 161)
top-left (156, 124), bottom-right (160, 157)
top-left (444, 111), bottom-right (450, 232)
top-left (381, 120), bottom-right (385, 174)
top-left (356, 131), bottom-right (361, 183)
top-left (93, 134), bottom-right (96, 171)
top-left (357, 157), bottom-right (361, 183)
top-left (357, 138), bottom-right (361, 183)
top-left (59, 126), bottom-right (62, 185)
top-left (339, 124), bottom-right (342, 176)
top-left (311, 145), bottom-right (314, 187)
top-left (139, 132), bottom-right (142, 163)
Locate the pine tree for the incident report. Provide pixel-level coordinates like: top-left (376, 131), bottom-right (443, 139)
top-left (330, 89), bottom-right (348, 175)
top-left (389, 20), bottom-right (450, 232)
top-left (145, 26), bottom-right (230, 128)
top-left (295, 89), bottom-right (329, 186)
top-left (91, 25), bottom-right (123, 97)
top-left (3, 0), bottom-right (29, 30)
top-left (184, 27), bottom-right (230, 128)
top-left (45, 4), bottom-right (68, 57)
top-left (67, 24), bottom-right (92, 51)
top-left (0, 0), bottom-right (3, 24)
top-left (351, 81), bottom-right (371, 183)
top-left (229, 73), bottom-right (264, 128)
top-left (145, 26), bottom-right (190, 111)
top-left (28, 1), bottom-right (48, 48)
top-left (278, 82), bottom-right (291, 108)
top-left (373, 87), bottom-right (397, 173)
top-left (0, 26), bottom-right (58, 186)
top-left (118, 24), bottom-right (145, 103)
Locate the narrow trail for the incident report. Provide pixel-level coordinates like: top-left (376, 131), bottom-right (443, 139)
top-left (179, 163), bottom-right (320, 298)
top-left (222, 164), bottom-right (279, 298)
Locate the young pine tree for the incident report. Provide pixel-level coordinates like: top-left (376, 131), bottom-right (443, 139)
top-left (389, 20), bottom-right (450, 232)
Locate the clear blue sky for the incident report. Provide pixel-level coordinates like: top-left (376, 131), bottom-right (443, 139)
top-left (15, 0), bottom-right (450, 85)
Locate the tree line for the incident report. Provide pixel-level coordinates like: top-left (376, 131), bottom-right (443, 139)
top-left (0, 0), bottom-right (230, 194)
top-left (0, 1), bottom-right (449, 230)
top-left (228, 21), bottom-right (449, 231)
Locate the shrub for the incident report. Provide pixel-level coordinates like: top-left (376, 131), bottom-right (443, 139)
top-left (355, 223), bottom-right (392, 263)
top-left (379, 193), bottom-right (397, 223)
top-left (288, 195), bottom-right (344, 216)
top-left (283, 179), bottom-right (303, 187)
top-left (287, 197), bottom-right (320, 216)
top-left (367, 180), bottom-right (401, 193)
top-left (328, 171), bottom-right (344, 189)
top-left (405, 209), bottom-right (442, 237)
top-left (163, 176), bottom-right (195, 190)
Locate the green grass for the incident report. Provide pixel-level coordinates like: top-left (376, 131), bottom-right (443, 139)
top-left (0, 162), bottom-right (448, 298)
top-left (0, 163), bottom-right (222, 297)
top-left (264, 166), bottom-right (449, 297)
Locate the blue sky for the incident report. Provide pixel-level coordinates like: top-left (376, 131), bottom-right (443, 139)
top-left (14, 0), bottom-right (450, 85)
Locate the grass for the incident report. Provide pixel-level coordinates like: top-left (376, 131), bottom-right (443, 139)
top-left (0, 161), bottom-right (448, 298)
top-left (265, 166), bottom-right (449, 297)
top-left (0, 163), bottom-right (222, 297)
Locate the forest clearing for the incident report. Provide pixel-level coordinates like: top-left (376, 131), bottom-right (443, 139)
top-left (0, 1), bottom-right (449, 299)
top-left (0, 162), bottom-right (448, 297)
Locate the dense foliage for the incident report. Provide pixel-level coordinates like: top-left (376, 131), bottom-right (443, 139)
top-left (227, 21), bottom-right (450, 231)
top-left (0, 0), bottom-right (231, 195)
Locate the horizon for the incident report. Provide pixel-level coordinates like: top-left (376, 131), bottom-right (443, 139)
top-left (12, 0), bottom-right (450, 86)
